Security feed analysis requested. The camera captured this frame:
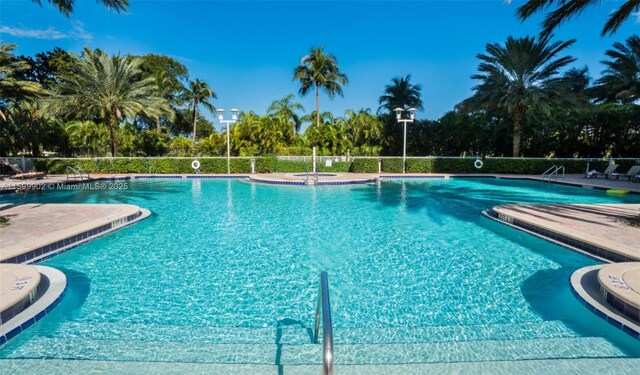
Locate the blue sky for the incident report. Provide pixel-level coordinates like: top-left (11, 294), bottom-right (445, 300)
top-left (1, 0), bottom-right (638, 130)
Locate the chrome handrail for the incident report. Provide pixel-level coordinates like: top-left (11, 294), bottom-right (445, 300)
top-left (66, 166), bottom-right (90, 181)
top-left (313, 271), bottom-right (333, 375)
top-left (541, 165), bottom-right (564, 182)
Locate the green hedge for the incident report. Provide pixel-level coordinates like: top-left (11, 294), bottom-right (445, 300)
top-left (33, 157), bottom-right (619, 175)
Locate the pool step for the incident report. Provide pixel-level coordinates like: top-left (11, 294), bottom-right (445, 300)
top-left (2, 357), bottom-right (640, 375)
top-left (32, 319), bottom-right (578, 345)
top-left (2, 336), bottom-right (627, 364)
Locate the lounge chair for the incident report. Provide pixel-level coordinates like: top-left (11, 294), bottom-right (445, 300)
top-left (1, 160), bottom-right (46, 180)
top-left (612, 165), bottom-right (640, 181)
top-left (585, 164), bottom-right (618, 179)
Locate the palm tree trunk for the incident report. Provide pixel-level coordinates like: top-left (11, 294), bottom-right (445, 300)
top-left (192, 99), bottom-right (199, 155)
top-left (109, 116), bottom-right (118, 157)
top-left (512, 104), bottom-right (525, 157)
top-left (156, 118), bottom-right (161, 131)
top-left (316, 86), bottom-right (320, 127)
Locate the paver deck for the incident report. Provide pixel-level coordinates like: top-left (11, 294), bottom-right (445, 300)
top-left (0, 203), bottom-right (143, 262)
top-left (492, 204), bottom-right (640, 261)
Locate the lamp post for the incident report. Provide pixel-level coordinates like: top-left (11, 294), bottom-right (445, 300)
top-left (394, 107), bottom-right (417, 174)
top-left (217, 108), bottom-right (239, 175)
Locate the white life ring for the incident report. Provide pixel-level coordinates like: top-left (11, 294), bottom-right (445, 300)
top-left (474, 159), bottom-right (483, 169)
top-left (191, 160), bottom-right (200, 170)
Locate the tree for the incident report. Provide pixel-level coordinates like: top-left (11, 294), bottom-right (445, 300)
top-left (267, 94), bottom-right (304, 135)
top-left (138, 54), bottom-right (188, 130)
top-left (16, 47), bottom-right (75, 89)
top-left (514, 0), bottom-right (640, 37)
top-left (293, 46), bottom-right (348, 128)
top-left (461, 35), bottom-right (576, 157)
top-left (181, 79), bottom-right (216, 151)
top-left (592, 35), bottom-right (640, 104)
top-left (0, 43), bottom-right (45, 121)
top-left (47, 48), bottom-right (173, 156)
top-left (30, 0), bottom-right (128, 16)
top-left (377, 75), bottom-right (424, 114)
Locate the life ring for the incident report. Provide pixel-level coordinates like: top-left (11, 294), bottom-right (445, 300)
top-left (474, 159), bottom-right (483, 169)
top-left (191, 160), bottom-right (200, 170)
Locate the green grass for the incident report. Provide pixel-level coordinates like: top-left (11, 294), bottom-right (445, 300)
top-left (0, 216), bottom-right (9, 227)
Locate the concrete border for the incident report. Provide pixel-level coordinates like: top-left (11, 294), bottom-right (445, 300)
top-left (1, 208), bottom-right (151, 265)
top-left (0, 265), bottom-right (67, 345)
top-left (570, 266), bottom-right (640, 341)
top-left (485, 206), bottom-right (639, 263)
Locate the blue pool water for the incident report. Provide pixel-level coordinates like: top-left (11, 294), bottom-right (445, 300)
top-left (1, 178), bottom-right (640, 367)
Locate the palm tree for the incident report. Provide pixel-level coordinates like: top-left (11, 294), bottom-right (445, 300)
top-left (267, 94), bottom-right (304, 135)
top-left (378, 74), bottom-right (424, 114)
top-left (182, 79), bottom-right (216, 150)
top-left (462, 35), bottom-right (576, 157)
top-left (31, 0), bottom-right (127, 16)
top-left (591, 35), bottom-right (640, 104)
top-left (513, 0), bottom-right (640, 37)
top-left (293, 46), bottom-right (348, 129)
top-left (0, 43), bottom-right (45, 121)
top-left (153, 70), bottom-right (178, 130)
top-left (48, 48), bottom-right (173, 156)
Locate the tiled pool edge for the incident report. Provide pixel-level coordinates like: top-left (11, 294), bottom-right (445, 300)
top-left (1, 208), bottom-right (151, 265)
top-left (481, 210), bottom-right (609, 264)
top-left (484, 208), bottom-right (637, 263)
top-left (0, 266), bottom-right (67, 346)
top-left (570, 266), bottom-right (640, 341)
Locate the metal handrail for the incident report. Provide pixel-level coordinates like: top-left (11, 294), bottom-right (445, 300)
top-left (541, 165), bottom-right (557, 179)
top-left (541, 165), bottom-right (564, 182)
top-left (66, 166), bottom-right (90, 181)
top-left (313, 271), bottom-right (334, 375)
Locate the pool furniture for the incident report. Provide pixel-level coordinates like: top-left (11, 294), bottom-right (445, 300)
top-left (612, 165), bottom-right (640, 181)
top-left (586, 164), bottom-right (618, 179)
top-left (2, 160), bottom-right (46, 180)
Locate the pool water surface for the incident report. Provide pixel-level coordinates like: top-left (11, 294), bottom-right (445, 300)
top-left (1, 177), bottom-right (639, 366)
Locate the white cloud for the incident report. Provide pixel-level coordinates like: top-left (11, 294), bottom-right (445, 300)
top-left (634, 11), bottom-right (640, 23)
top-left (0, 22), bottom-right (93, 41)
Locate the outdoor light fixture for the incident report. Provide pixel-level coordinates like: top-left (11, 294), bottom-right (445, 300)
top-left (217, 108), bottom-right (239, 175)
top-left (396, 107), bottom-right (417, 173)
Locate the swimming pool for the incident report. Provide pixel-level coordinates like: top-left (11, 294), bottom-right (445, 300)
top-left (1, 178), bottom-right (640, 371)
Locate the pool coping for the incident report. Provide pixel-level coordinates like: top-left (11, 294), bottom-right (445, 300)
top-left (0, 265), bottom-right (67, 345)
top-left (570, 265), bottom-right (640, 341)
top-left (1, 207), bottom-right (151, 265)
top-left (481, 209), bottom-right (611, 263)
top-left (485, 205), bottom-right (639, 263)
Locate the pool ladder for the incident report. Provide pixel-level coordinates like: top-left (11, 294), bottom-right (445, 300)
top-left (541, 165), bottom-right (565, 182)
top-left (314, 271), bottom-right (334, 375)
top-left (66, 166), bottom-right (90, 181)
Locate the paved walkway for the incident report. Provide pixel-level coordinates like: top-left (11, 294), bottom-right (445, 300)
top-left (0, 203), bottom-right (142, 262)
top-left (492, 203), bottom-right (640, 261)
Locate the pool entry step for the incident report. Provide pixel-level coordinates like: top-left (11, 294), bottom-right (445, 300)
top-left (2, 320), bottom-right (639, 373)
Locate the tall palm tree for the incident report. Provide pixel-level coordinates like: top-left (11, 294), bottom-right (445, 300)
top-left (267, 94), bottom-right (304, 135)
top-left (592, 35), bottom-right (640, 104)
top-left (48, 48), bottom-right (173, 156)
top-left (0, 43), bottom-right (45, 121)
top-left (153, 70), bottom-right (181, 130)
top-left (293, 46), bottom-right (348, 129)
top-left (181, 79), bottom-right (216, 149)
top-left (513, 0), bottom-right (640, 37)
top-left (377, 74), bottom-right (424, 114)
top-left (31, 0), bottom-right (127, 16)
top-left (462, 35), bottom-right (576, 157)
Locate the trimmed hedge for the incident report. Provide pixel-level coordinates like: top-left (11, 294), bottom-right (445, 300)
top-left (33, 157), bottom-right (620, 175)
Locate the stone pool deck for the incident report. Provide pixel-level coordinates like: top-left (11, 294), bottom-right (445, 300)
top-left (0, 203), bottom-right (148, 264)
top-left (491, 203), bottom-right (640, 262)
